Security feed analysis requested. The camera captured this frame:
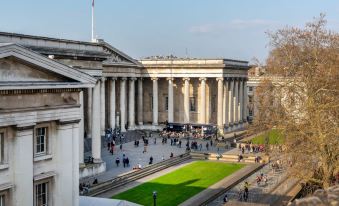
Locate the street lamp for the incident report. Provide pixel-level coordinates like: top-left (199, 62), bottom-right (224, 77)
top-left (153, 191), bottom-right (157, 206)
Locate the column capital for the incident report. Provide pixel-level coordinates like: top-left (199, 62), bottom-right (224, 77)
top-left (138, 77), bottom-right (144, 81)
top-left (111, 77), bottom-right (117, 81)
top-left (151, 77), bottom-right (159, 81)
top-left (199, 77), bottom-right (207, 82)
top-left (216, 77), bottom-right (224, 82)
top-left (129, 77), bottom-right (137, 81)
top-left (120, 77), bottom-right (127, 81)
top-left (101, 77), bottom-right (106, 82)
top-left (183, 77), bottom-right (190, 82)
top-left (166, 77), bottom-right (174, 81)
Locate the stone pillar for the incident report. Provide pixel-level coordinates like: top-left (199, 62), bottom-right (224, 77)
top-left (224, 79), bottom-right (229, 127)
top-left (243, 79), bottom-right (248, 122)
top-left (13, 125), bottom-right (34, 206)
top-left (92, 80), bottom-right (102, 162)
top-left (137, 78), bottom-right (143, 125)
top-left (217, 78), bottom-right (224, 130)
top-left (167, 77), bottom-right (174, 123)
top-left (120, 78), bottom-right (127, 132)
top-left (234, 79), bottom-right (239, 123)
top-left (79, 91), bottom-right (84, 164)
top-left (71, 123), bottom-right (80, 206)
top-left (109, 78), bottom-right (116, 129)
top-left (239, 79), bottom-right (244, 123)
top-left (229, 79), bottom-right (234, 125)
top-left (183, 78), bottom-right (190, 123)
top-left (100, 77), bottom-right (106, 136)
top-left (199, 78), bottom-right (207, 124)
top-left (86, 88), bottom-right (92, 138)
top-left (128, 77), bottom-right (136, 130)
top-left (152, 77), bottom-right (159, 126)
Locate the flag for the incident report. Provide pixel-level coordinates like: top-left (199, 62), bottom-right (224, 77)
top-left (92, 0), bottom-right (94, 7)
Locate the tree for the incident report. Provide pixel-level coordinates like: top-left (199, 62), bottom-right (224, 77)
top-left (252, 14), bottom-right (339, 189)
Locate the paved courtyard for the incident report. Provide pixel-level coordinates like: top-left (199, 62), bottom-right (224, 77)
top-left (83, 130), bottom-right (228, 183)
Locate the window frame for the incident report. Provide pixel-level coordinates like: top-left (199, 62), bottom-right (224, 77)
top-left (0, 128), bottom-right (7, 165)
top-left (0, 190), bottom-right (9, 206)
top-left (34, 181), bottom-right (50, 206)
top-left (34, 124), bottom-right (50, 157)
top-left (189, 96), bottom-right (196, 112)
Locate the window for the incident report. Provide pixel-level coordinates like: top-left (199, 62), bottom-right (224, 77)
top-left (35, 182), bottom-right (48, 206)
top-left (165, 96), bottom-right (168, 111)
top-left (189, 97), bottom-right (196, 112)
top-left (0, 194), bottom-right (5, 206)
top-left (0, 133), bottom-right (4, 164)
top-left (249, 109), bottom-right (253, 117)
top-left (249, 96), bottom-right (253, 104)
top-left (248, 86), bottom-right (253, 92)
top-left (35, 127), bottom-right (47, 156)
top-left (212, 95), bottom-right (216, 112)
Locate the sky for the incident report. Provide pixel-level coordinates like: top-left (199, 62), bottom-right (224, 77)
top-left (1, 0), bottom-right (338, 63)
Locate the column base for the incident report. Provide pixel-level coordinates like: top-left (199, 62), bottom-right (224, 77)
top-left (79, 161), bottom-right (106, 179)
top-left (138, 122), bottom-right (143, 126)
top-left (128, 125), bottom-right (136, 130)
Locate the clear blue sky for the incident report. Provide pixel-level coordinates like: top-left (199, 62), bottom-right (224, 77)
top-left (1, 0), bottom-right (338, 63)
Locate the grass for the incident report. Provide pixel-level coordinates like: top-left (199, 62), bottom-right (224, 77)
top-left (112, 161), bottom-right (244, 206)
top-left (251, 129), bottom-right (284, 145)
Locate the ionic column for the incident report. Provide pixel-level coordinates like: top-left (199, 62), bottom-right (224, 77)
top-left (152, 77), bottom-right (159, 125)
top-left (239, 79), bottom-right (243, 123)
top-left (128, 77), bottom-right (136, 130)
top-left (229, 79), bottom-right (234, 125)
top-left (243, 79), bottom-right (248, 122)
top-left (92, 80), bottom-right (102, 162)
top-left (109, 78), bottom-right (116, 129)
top-left (224, 79), bottom-right (229, 127)
top-left (120, 78), bottom-right (127, 132)
top-left (234, 79), bottom-right (239, 123)
top-left (167, 77), bottom-right (174, 123)
top-left (86, 88), bottom-right (92, 138)
top-left (199, 78), bottom-right (207, 124)
top-left (183, 78), bottom-right (190, 123)
top-left (100, 77), bottom-right (106, 136)
top-left (137, 78), bottom-right (143, 125)
top-left (217, 78), bottom-right (224, 130)
top-left (79, 91), bottom-right (84, 164)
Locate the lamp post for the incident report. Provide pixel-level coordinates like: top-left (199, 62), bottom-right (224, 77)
top-left (153, 191), bottom-right (157, 206)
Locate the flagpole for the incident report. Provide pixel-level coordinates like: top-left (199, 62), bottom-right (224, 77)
top-left (91, 0), bottom-right (94, 42)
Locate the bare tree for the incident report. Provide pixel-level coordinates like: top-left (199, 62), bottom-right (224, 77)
top-left (252, 14), bottom-right (339, 189)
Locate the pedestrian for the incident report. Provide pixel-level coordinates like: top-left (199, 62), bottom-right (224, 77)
top-left (143, 144), bottom-right (147, 153)
top-left (170, 152), bottom-right (174, 158)
top-left (210, 139), bottom-right (213, 147)
top-left (154, 137), bottom-right (157, 144)
top-left (149, 156), bottom-right (153, 164)
top-left (199, 143), bottom-right (202, 151)
top-left (223, 194), bottom-right (228, 203)
top-left (115, 157), bottom-right (120, 167)
top-left (120, 144), bottom-right (123, 150)
top-left (206, 142), bottom-right (209, 151)
top-left (126, 157), bottom-right (130, 167)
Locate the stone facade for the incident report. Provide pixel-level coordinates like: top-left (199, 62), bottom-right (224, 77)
top-left (0, 43), bottom-right (96, 206)
top-left (0, 32), bottom-right (250, 205)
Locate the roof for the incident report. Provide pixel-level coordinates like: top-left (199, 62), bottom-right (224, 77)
top-left (0, 31), bottom-right (141, 67)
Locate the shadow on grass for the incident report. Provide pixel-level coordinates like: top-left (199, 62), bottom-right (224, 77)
top-left (113, 179), bottom-right (206, 206)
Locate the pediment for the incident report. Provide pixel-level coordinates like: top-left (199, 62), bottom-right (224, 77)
top-left (0, 43), bottom-right (97, 88)
top-left (0, 57), bottom-right (71, 82)
top-left (102, 42), bottom-right (143, 67)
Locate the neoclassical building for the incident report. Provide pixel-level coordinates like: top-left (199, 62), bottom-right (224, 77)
top-left (0, 43), bottom-right (96, 206)
top-left (0, 32), bottom-right (250, 203)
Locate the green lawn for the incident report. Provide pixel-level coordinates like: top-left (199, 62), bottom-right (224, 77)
top-left (112, 161), bottom-right (244, 206)
top-left (251, 129), bottom-right (284, 145)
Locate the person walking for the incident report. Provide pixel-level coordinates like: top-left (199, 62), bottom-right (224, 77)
top-left (206, 142), bottom-right (209, 151)
top-left (149, 156), bottom-right (153, 164)
top-left (115, 157), bottom-right (120, 167)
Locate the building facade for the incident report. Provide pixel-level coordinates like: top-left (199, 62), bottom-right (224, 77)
top-left (0, 43), bottom-right (96, 206)
top-left (0, 32), bottom-right (250, 170)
